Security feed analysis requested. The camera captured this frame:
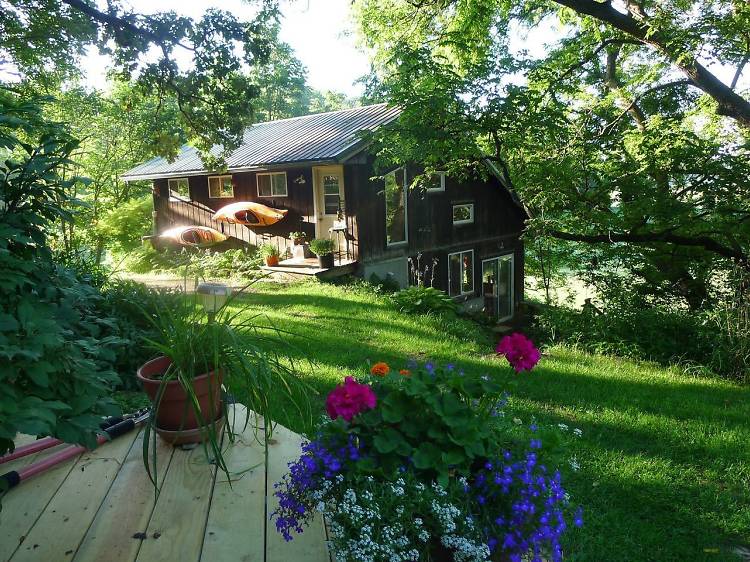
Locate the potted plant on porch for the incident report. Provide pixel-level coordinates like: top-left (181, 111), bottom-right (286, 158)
top-left (309, 238), bottom-right (335, 269)
top-left (136, 282), bottom-right (310, 481)
top-left (272, 335), bottom-right (582, 561)
top-left (260, 242), bottom-right (281, 266)
top-left (289, 231), bottom-right (307, 246)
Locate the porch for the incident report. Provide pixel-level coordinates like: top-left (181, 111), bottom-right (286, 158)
top-left (261, 257), bottom-right (358, 280)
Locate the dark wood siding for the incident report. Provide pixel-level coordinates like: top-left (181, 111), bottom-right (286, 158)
top-left (152, 167), bottom-right (316, 255)
top-left (353, 161), bottom-right (526, 261)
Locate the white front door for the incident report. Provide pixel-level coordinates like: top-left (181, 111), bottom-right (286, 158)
top-left (312, 165), bottom-right (346, 246)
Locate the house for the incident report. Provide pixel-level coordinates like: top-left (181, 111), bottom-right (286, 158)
top-left (122, 103), bottom-right (527, 322)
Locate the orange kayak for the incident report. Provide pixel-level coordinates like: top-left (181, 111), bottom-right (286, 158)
top-left (160, 225), bottom-right (228, 247)
top-left (212, 202), bottom-right (288, 226)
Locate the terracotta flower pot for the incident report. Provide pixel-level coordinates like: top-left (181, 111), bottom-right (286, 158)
top-left (137, 356), bottom-right (224, 441)
top-left (265, 254), bottom-right (280, 266)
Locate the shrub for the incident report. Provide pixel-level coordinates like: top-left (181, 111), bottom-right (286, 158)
top-left (368, 272), bottom-right (401, 293)
top-left (96, 280), bottom-right (183, 389)
top-left (391, 286), bottom-right (458, 316)
top-left (122, 246), bottom-right (262, 279)
top-left (309, 238), bottom-right (335, 256)
top-left (528, 301), bottom-right (747, 381)
top-left (0, 91), bottom-right (121, 455)
top-left (96, 194), bottom-right (153, 255)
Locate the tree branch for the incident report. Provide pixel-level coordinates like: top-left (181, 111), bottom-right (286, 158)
top-left (552, 0), bottom-right (750, 128)
top-left (549, 228), bottom-right (747, 265)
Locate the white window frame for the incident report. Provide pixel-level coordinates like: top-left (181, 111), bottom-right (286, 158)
top-left (452, 203), bottom-right (474, 225)
top-left (426, 171), bottom-right (446, 193)
top-left (167, 177), bottom-right (190, 200)
top-left (207, 175), bottom-right (234, 199)
top-left (448, 249), bottom-right (475, 297)
top-left (385, 168), bottom-right (408, 247)
top-left (257, 171), bottom-right (288, 198)
top-left (482, 254), bottom-right (515, 322)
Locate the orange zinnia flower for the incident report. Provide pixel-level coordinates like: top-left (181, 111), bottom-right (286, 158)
top-left (370, 362), bottom-right (390, 376)
top-left (399, 369), bottom-right (411, 377)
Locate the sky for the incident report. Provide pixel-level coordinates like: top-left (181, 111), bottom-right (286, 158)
top-left (80, 0), bottom-right (371, 97)
top-left (34, 0), bottom-right (750, 99)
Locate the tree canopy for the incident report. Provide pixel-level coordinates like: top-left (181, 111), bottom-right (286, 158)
top-left (354, 0), bottom-right (750, 307)
top-left (1, 0), bottom-right (278, 164)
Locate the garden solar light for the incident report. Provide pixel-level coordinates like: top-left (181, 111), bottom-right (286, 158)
top-left (196, 282), bottom-right (231, 320)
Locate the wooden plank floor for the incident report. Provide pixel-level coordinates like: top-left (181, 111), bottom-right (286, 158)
top-left (0, 405), bottom-right (329, 562)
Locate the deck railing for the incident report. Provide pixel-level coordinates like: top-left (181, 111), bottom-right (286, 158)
top-left (155, 196), bottom-right (358, 261)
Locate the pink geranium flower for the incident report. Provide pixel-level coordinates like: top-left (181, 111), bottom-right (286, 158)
top-left (325, 376), bottom-right (377, 422)
top-left (496, 333), bottom-right (541, 373)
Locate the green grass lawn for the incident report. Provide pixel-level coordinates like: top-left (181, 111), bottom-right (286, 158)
top-left (217, 280), bottom-right (748, 561)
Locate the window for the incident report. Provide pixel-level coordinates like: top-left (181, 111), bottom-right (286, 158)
top-left (482, 254), bottom-right (514, 321)
top-left (323, 174), bottom-right (341, 215)
top-left (448, 249), bottom-right (474, 297)
top-left (426, 171), bottom-right (445, 192)
top-left (385, 168), bottom-right (408, 246)
top-left (168, 178), bottom-right (190, 199)
top-left (257, 172), bottom-right (288, 197)
top-left (452, 203), bottom-right (474, 225)
top-left (208, 175), bottom-right (234, 198)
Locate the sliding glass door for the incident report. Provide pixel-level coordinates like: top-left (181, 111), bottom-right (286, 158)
top-left (481, 254), bottom-right (514, 321)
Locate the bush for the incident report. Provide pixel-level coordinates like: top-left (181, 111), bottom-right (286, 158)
top-left (122, 246), bottom-right (262, 279)
top-left (391, 286), bottom-right (458, 316)
top-left (528, 301), bottom-right (747, 381)
top-left (96, 194), bottom-right (153, 255)
top-left (0, 91), bottom-right (121, 455)
top-left (96, 280), bottom-right (183, 389)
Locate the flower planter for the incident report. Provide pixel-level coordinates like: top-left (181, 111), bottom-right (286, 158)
top-left (317, 253), bottom-right (334, 269)
top-left (137, 356), bottom-right (224, 444)
top-left (265, 254), bottom-right (280, 267)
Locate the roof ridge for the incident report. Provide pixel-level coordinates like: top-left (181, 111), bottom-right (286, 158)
top-left (249, 102), bottom-right (390, 127)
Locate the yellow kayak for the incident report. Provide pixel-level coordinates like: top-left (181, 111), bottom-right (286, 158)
top-left (212, 201), bottom-right (288, 226)
top-left (160, 225), bottom-right (228, 247)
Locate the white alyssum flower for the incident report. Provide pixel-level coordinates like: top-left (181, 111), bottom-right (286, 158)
top-left (569, 456), bottom-right (580, 472)
top-left (558, 423), bottom-right (569, 431)
top-left (573, 428), bottom-right (583, 437)
top-left (441, 534), bottom-right (490, 562)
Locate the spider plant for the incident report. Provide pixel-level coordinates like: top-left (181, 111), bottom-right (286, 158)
top-left (138, 281), bottom-right (312, 485)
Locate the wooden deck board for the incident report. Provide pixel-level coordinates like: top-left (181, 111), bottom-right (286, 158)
top-left (135, 442), bottom-right (217, 562)
top-left (9, 430), bottom-right (139, 562)
top-left (0, 442), bottom-right (76, 562)
top-left (73, 429), bottom-right (175, 562)
top-left (201, 406), bottom-right (266, 562)
top-left (2, 405), bottom-right (329, 562)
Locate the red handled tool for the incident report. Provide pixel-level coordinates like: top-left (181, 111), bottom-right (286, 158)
top-left (0, 409), bottom-right (150, 496)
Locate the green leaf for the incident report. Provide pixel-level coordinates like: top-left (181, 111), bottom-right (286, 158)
top-left (412, 442), bottom-right (441, 470)
top-left (373, 427), bottom-right (405, 454)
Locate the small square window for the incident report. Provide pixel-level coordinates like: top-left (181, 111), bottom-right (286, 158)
top-left (452, 203), bottom-right (474, 225)
top-left (208, 175), bottom-right (234, 198)
top-left (426, 172), bottom-right (446, 192)
top-left (168, 178), bottom-right (190, 199)
top-left (257, 172), bottom-right (288, 197)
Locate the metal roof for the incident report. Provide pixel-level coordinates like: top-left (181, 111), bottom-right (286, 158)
top-left (122, 103), bottom-right (401, 180)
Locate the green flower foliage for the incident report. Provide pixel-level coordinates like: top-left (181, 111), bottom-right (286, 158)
top-left (0, 90), bottom-right (120, 455)
top-left (350, 365), bottom-right (506, 486)
top-left (390, 286), bottom-right (458, 316)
